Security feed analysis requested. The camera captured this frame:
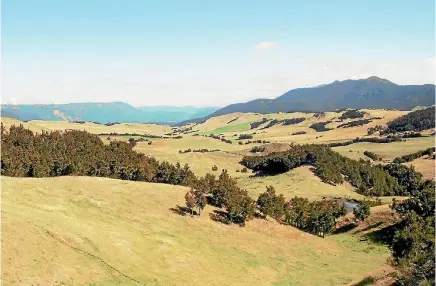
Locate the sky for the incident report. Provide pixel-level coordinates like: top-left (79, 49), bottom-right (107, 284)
top-left (1, 0), bottom-right (435, 107)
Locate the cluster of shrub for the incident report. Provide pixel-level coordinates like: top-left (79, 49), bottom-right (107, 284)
top-left (398, 132), bottom-right (423, 138)
top-left (309, 121), bottom-right (333, 132)
top-left (72, 120), bottom-right (86, 124)
top-left (183, 170), bottom-right (256, 225)
top-left (313, 112), bottom-right (325, 119)
top-left (98, 132), bottom-right (166, 139)
top-left (338, 110), bottom-right (367, 120)
top-left (392, 147), bottom-right (435, 163)
top-left (363, 151), bottom-right (379, 161)
top-left (184, 180), bottom-right (369, 238)
top-left (241, 144), bottom-right (429, 197)
top-left (227, 117), bottom-right (239, 124)
top-left (206, 134), bottom-right (232, 144)
top-left (367, 125), bottom-right (384, 135)
top-left (179, 148), bottom-right (220, 154)
top-left (250, 118), bottom-right (269, 129)
top-left (257, 187), bottom-right (350, 237)
top-left (385, 106), bottom-right (435, 133)
top-left (249, 146), bottom-right (266, 153)
top-left (281, 118), bottom-right (306, 125)
top-left (236, 168), bottom-right (248, 173)
top-left (239, 139), bottom-right (271, 145)
top-left (127, 137), bottom-right (152, 147)
top-left (105, 122), bottom-right (120, 126)
top-left (337, 119), bottom-right (372, 128)
top-left (238, 134), bottom-right (253, 140)
top-left (325, 136), bottom-right (402, 147)
top-left (1, 124), bottom-right (197, 186)
top-left (291, 131), bottom-right (307, 135)
top-left (259, 118), bottom-right (306, 130)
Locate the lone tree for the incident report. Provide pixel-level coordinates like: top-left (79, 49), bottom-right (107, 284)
top-left (353, 201), bottom-right (371, 222)
top-left (257, 186), bottom-right (285, 220)
top-left (191, 186), bottom-right (207, 216)
top-left (185, 190), bottom-right (196, 215)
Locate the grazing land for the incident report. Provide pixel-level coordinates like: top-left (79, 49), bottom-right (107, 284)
top-left (1, 107), bottom-right (434, 285)
top-left (2, 176), bottom-right (390, 286)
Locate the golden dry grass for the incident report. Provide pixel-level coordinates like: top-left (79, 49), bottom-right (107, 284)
top-left (133, 136), bottom-right (250, 178)
top-left (333, 136), bottom-right (435, 161)
top-left (2, 176), bottom-right (390, 286)
top-left (237, 166), bottom-right (366, 201)
top-left (405, 157), bottom-right (435, 180)
top-left (1, 117), bottom-right (171, 136)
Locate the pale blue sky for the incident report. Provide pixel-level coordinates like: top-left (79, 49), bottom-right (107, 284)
top-left (2, 0), bottom-right (435, 106)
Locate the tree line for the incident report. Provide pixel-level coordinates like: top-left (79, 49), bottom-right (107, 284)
top-left (309, 121), bottom-right (333, 132)
top-left (325, 136), bottom-right (402, 147)
top-left (386, 106), bottom-right (435, 133)
top-left (338, 110), bottom-right (367, 120)
top-left (337, 119), bottom-right (372, 128)
top-left (1, 124), bottom-right (195, 186)
top-left (241, 144), bottom-right (429, 197)
top-left (393, 147), bottom-right (435, 163)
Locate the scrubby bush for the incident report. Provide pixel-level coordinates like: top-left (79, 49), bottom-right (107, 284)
top-left (337, 119), bottom-right (372, 128)
top-left (238, 134), bottom-right (253, 140)
top-left (309, 121), bottom-right (333, 132)
top-left (227, 117), bottom-right (239, 124)
top-left (326, 136), bottom-right (402, 147)
top-left (367, 125), bottom-right (383, 135)
top-left (353, 201), bottom-right (371, 222)
top-left (393, 147), bottom-right (435, 163)
top-left (212, 165), bottom-right (218, 172)
top-left (250, 146), bottom-right (266, 153)
top-left (363, 151), bottom-right (378, 161)
top-left (257, 186), bottom-right (285, 220)
top-left (250, 118), bottom-right (269, 129)
top-left (338, 110), bottom-right (367, 120)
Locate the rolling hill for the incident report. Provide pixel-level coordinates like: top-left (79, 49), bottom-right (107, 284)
top-left (179, 77), bottom-right (435, 125)
top-left (0, 102), bottom-right (218, 124)
top-left (2, 176), bottom-right (391, 285)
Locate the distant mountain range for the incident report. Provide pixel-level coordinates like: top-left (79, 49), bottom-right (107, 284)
top-left (0, 102), bottom-right (218, 124)
top-left (2, 77), bottom-right (434, 126)
top-left (179, 76), bottom-right (435, 125)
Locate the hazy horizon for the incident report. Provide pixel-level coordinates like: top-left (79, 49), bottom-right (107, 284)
top-left (2, 0), bottom-right (435, 107)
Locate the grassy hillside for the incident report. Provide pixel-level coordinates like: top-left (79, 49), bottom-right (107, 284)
top-left (1, 117), bottom-right (171, 136)
top-left (2, 176), bottom-right (390, 286)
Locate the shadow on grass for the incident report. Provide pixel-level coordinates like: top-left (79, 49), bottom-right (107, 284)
top-left (362, 223), bottom-right (399, 245)
top-left (209, 210), bottom-right (230, 225)
top-left (354, 221), bottom-right (384, 234)
top-left (352, 276), bottom-right (375, 286)
top-left (333, 223), bottom-right (357, 234)
top-left (169, 205), bottom-right (197, 217)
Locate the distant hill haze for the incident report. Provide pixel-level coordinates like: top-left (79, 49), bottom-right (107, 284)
top-left (0, 102), bottom-right (218, 124)
top-left (179, 77), bottom-right (435, 125)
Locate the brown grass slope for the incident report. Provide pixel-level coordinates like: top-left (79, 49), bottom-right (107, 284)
top-left (2, 176), bottom-right (390, 286)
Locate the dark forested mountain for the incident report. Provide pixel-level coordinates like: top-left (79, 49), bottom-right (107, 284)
top-left (0, 102), bottom-right (218, 124)
top-left (187, 77), bottom-right (434, 124)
